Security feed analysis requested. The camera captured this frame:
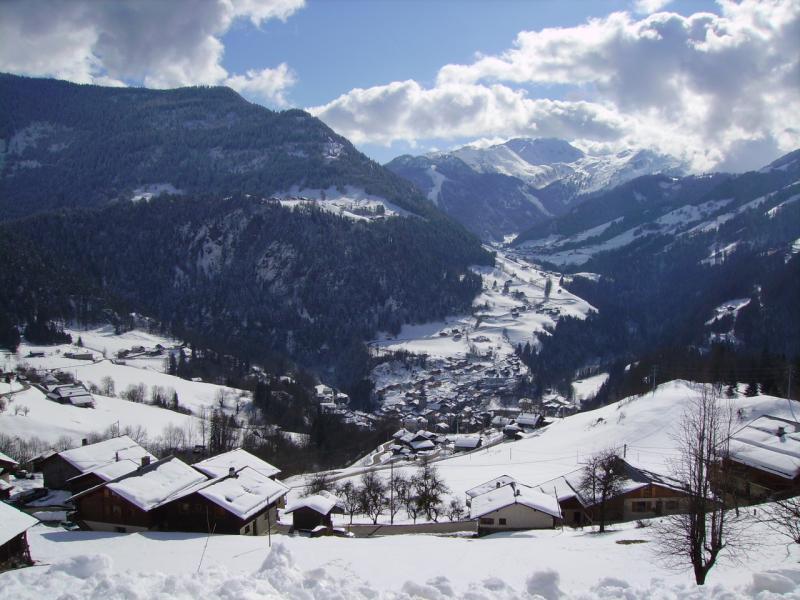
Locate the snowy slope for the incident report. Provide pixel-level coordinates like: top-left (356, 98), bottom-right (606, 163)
top-left (2, 512), bottom-right (799, 598)
top-left (0, 327), bottom-right (246, 445)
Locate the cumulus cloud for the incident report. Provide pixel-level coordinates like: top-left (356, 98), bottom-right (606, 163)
top-left (0, 0), bottom-right (304, 106)
top-left (312, 0), bottom-right (800, 171)
top-left (633, 0), bottom-right (673, 15)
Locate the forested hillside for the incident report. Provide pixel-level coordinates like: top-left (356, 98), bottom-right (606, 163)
top-left (1, 195), bottom-right (490, 396)
top-left (0, 73), bottom-right (435, 220)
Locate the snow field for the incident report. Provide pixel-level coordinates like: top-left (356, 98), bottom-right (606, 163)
top-left (3, 519), bottom-right (799, 599)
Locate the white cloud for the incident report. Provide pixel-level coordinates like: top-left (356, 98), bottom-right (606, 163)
top-left (312, 1), bottom-right (800, 172)
top-left (225, 64), bottom-right (297, 107)
top-left (0, 0), bottom-right (304, 106)
top-left (633, 0), bottom-right (673, 15)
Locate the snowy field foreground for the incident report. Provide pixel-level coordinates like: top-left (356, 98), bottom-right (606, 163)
top-left (2, 520), bottom-right (799, 599)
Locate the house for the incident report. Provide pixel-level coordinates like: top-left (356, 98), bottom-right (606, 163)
top-left (0, 479), bottom-right (12, 500)
top-left (533, 459), bottom-right (691, 527)
top-left (39, 436), bottom-right (156, 490)
top-left (0, 500), bottom-right (39, 569)
top-left (45, 383), bottom-right (95, 408)
top-left (192, 448), bottom-right (280, 480)
top-left (63, 351), bottom-right (94, 361)
top-left (71, 456), bottom-right (209, 533)
top-left (0, 449), bottom-right (18, 478)
top-left (470, 481), bottom-right (561, 534)
top-left (725, 415), bottom-right (800, 503)
top-left (453, 436), bottom-right (482, 452)
top-left (158, 466), bottom-right (289, 535)
top-left (515, 413), bottom-right (542, 431)
top-left (284, 491), bottom-right (345, 532)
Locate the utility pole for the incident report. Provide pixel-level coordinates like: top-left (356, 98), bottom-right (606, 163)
top-left (390, 458), bottom-right (395, 525)
top-left (651, 365), bottom-right (658, 396)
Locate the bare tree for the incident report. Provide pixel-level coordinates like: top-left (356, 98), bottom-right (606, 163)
top-left (359, 470), bottom-right (387, 524)
top-left (412, 459), bottom-right (450, 522)
top-left (446, 497), bottom-right (466, 521)
top-left (578, 448), bottom-right (626, 533)
top-left (758, 496), bottom-right (800, 547)
top-left (305, 471), bottom-right (334, 496)
top-left (337, 480), bottom-right (361, 525)
top-left (655, 385), bottom-right (746, 585)
top-left (387, 471), bottom-right (409, 524)
top-left (100, 376), bottom-right (115, 397)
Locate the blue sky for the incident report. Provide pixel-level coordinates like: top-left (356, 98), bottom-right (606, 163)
top-left (219, 0), bottom-right (722, 162)
top-left (1, 0), bottom-right (797, 171)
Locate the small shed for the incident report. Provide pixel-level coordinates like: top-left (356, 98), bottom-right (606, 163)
top-left (0, 449), bottom-right (18, 476)
top-left (284, 491), bottom-right (344, 532)
top-left (0, 500), bottom-right (39, 570)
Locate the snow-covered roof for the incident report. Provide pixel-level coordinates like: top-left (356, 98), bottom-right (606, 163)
top-left (516, 413), bottom-right (541, 427)
top-left (67, 459), bottom-right (141, 484)
top-left (197, 467), bottom-right (289, 521)
top-left (410, 440), bottom-right (435, 451)
top-left (0, 449), bottom-right (18, 466)
top-left (284, 490), bottom-right (344, 516)
top-left (192, 448), bottom-right (280, 479)
top-left (58, 436), bottom-right (156, 475)
top-left (728, 415), bottom-right (800, 479)
top-left (0, 500), bottom-right (39, 545)
top-left (454, 436), bottom-right (481, 449)
top-left (0, 479), bottom-right (12, 491)
top-left (466, 475), bottom-right (520, 499)
top-left (470, 482), bottom-right (562, 520)
top-left (106, 457), bottom-right (208, 511)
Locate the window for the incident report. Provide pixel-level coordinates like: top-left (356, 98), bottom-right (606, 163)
top-left (665, 500), bottom-right (678, 510)
top-left (498, 518), bottom-right (507, 525)
top-left (632, 501), bottom-right (648, 513)
top-left (479, 518), bottom-right (494, 525)
top-left (181, 502), bottom-right (190, 512)
top-left (115, 527), bottom-right (126, 533)
top-left (244, 525), bottom-right (250, 534)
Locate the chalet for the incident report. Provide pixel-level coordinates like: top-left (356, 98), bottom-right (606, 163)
top-left (39, 436), bottom-right (156, 490)
top-left (284, 491), bottom-right (345, 533)
top-left (0, 501), bottom-right (38, 570)
top-left (45, 383), bottom-right (95, 408)
top-left (725, 415), bottom-right (800, 503)
top-left (158, 466), bottom-right (289, 535)
top-left (453, 436), bottom-right (482, 452)
top-left (63, 351), bottom-right (94, 361)
top-left (71, 456), bottom-right (209, 533)
top-left (0, 479), bottom-right (12, 500)
top-left (533, 460), bottom-right (690, 527)
top-left (470, 481), bottom-right (561, 535)
top-left (0, 449), bottom-right (18, 477)
top-left (515, 413), bottom-right (542, 431)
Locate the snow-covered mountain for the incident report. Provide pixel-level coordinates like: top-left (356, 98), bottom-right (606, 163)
top-left (386, 138), bottom-right (686, 240)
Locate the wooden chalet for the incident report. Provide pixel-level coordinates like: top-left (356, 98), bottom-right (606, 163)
top-left (533, 459), bottom-right (691, 527)
top-left (725, 415), bottom-right (800, 503)
top-left (39, 435), bottom-right (156, 490)
top-left (70, 450), bottom-right (288, 536)
top-left (0, 501), bottom-right (38, 571)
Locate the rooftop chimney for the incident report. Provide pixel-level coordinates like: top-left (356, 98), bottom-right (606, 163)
top-left (82, 438), bottom-right (88, 446)
top-left (115, 451), bottom-right (119, 462)
top-left (141, 456), bottom-right (151, 467)
top-left (229, 466), bottom-right (237, 478)
top-left (778, 426), bottom-right (786, 437)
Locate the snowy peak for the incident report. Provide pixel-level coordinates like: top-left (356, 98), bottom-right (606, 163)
top-left (505, 137), bottom-right (585, 165)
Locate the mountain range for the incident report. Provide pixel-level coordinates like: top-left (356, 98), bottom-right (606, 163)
top-left (386, 138), bottom-right (685, 240)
